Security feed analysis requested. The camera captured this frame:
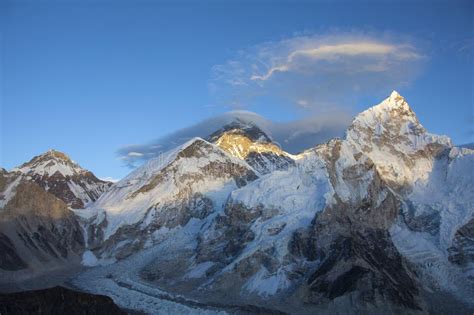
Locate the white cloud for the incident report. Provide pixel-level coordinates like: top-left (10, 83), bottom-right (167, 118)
top-left (209, 32), bottom-right (424, 111)
top-left (250, 41), bottom-right (418, 81)
top-left (127, 152), bottom-right (144, 157)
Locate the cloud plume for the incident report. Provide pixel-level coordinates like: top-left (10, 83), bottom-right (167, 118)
top-left (209, 32), bottom-right (424, 111)
top-left (118, 110), bottom-right (351, 167)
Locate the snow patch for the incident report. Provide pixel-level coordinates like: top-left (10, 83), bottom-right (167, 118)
top-left (0, 175), bottom-right (21, 209)
top-left (242, 268), bottom-right (290, 297)
top-left (82, 250), bottom-right (99, 267)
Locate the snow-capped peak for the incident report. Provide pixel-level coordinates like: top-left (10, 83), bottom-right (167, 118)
top-left (349, 91), bottom-right (418, 133)
top-left (380, 90), bottom-right (411, 112)
top-left (206, 119), bottom-right (295, 175)
top-left (92, 136), bottom-right (257, 241)
top-left (389, 89), bottom-right (402, 99)
top-left (213, 131), bottom-right (287, 160)
top-left (208, 119), bottom-right (272, 143)
top-left (345, 91), bottom-right (452, 186)
top-left (13, 149), bottom-right (84, 177)
top-left (11, 149), bottom-right (112, 208)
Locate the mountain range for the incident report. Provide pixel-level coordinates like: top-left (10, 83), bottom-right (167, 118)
top-left (0, 91), bottom-right (473, 314)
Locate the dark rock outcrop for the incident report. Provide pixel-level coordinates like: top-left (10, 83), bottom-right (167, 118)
top-left (0, 233), bottom-right (27, 271)
top-left (0, 286), bottom-right (125, 315)
top-left (448, 219), bottom-right (474, 267)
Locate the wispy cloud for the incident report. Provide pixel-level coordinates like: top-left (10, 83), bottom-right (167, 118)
top-left (117, 110), bottom-right (351, 167)
top-left (210, 32), bottom-right (424, 111)
top-left (250, 41), bottom-right (419, 81)
top-left (127, 152), bottom-right (144, 157)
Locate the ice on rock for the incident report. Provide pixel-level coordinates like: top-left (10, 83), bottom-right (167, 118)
top-left (82, 250), bottom-right (99, 267)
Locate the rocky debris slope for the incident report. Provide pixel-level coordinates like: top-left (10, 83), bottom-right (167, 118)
top-left (13, 150), bottom-right (112, 209)
top-left (0, 286), bottom-right (125, 314)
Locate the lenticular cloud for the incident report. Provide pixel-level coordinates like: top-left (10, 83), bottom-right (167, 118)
top-left (209, 32), bottom-right (424, 111)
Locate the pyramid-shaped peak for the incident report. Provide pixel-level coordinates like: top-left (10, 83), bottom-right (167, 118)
top-left (13, 149), bottom-right (83, 177)
top-left (44, 149), bottom-right (72, 162)
top-left (346, 91), bottom-right (452, 152)
top-left (390, 90), bottom-right (402, 99)
top-left (25, 149), bottom-right (76, 167)
top-left (11, 149), bottom-right (112, 208)
top-left (355, 91), bottom-right (416, 125)
top-left (208, 118), bottom-right (272, 143)
top-left (346, 92), bottom-right (423, 142)
top-left (379, 90), bottom-right (409, 109)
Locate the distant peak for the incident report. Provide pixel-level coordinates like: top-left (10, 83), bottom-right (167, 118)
top-left (13, 149), bottom-right (83, 177)
top-left (390, 90), bottom-right (402, 99)
top-left (208, 119), bottom-right (272, 143)
top-left (222, 118), bottom-right (260, 132)
top-left (351, 91), bottom-right (416, 126)
top-left (384, 90), bottom-right (408, 107)
top-left (44, 149), bottom-right (72, 162)
top-left (25, 149), bottom-right (73, 166)
top-left (365, 91), bottom-right (413, 118)
top-left (346, 91), bottom-right (455, 152)
top-left (21, 149), bottom-right (75, 167)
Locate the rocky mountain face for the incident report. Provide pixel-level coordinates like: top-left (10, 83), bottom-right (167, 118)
top-left (209, 119), bottom-right (295, 174)
top-left (0, 171), bottom-right (84, 282)
top-left (2, 92), bottom-right (473, 314)
top-left (0, 152), bottom-right (112, 283)
top-left (13, 150), bottom-right (112, 209)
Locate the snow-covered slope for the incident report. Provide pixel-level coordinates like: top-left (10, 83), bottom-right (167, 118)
top-left (340, 92), bottom-right (474, 304)
top-left (12, 150), bottom-right (112, 208)
top-left (390, 146), bottom-right (474, 303)
top-left (346, 91), bottom-right (452, 187)
top-left (0, 170), bottom-right (22, 209)
top-left (6, 92), bottom-right (471, 314)
top-left (87, 138), bottom-right (257, 258)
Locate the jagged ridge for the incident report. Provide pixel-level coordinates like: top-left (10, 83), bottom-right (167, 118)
top-left (12, 150), bottom-right (112, 208)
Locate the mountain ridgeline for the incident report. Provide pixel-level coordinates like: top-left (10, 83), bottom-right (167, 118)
top-left (1, 91), bottom-right (473, 314)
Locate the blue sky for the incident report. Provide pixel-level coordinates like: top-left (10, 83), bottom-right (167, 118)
top-left (1, 0), bottom-right (473, 180)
